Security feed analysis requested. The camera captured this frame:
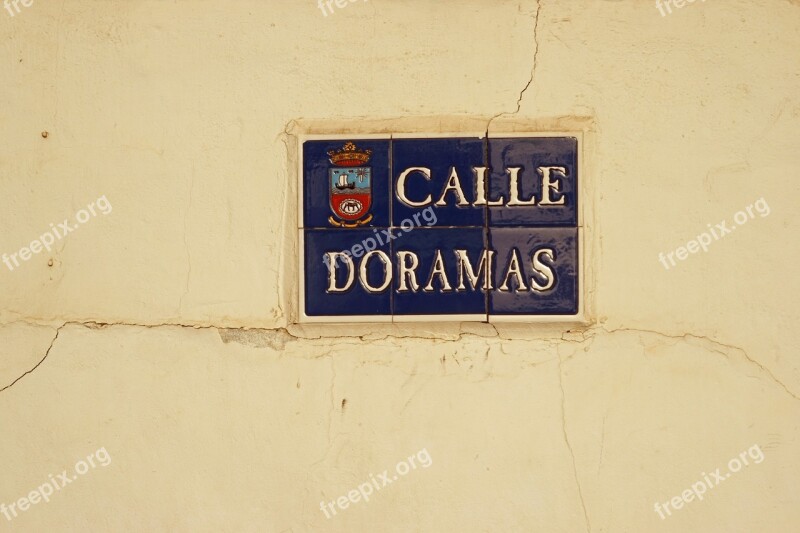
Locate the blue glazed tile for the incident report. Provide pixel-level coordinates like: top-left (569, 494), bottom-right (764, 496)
top-left (393, 227), bottom-right (487, 317)
top-left (303, 229), bottom-right (392, 317)
top-left (487, 137), bottom-right (578, 227)
top-left (303, 139), bottom-right (390, 229)
top-left (392, 137), bottom-right (486, 228)
top-left (300, 135), bottom-right (582, 322)
top-left (488, 228), bottom-right (578, 315)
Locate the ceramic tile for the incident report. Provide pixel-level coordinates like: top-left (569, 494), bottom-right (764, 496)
top-left (392, 227), bottom-right (487, 317)
top-left (391, 137), bottom-right (486, 228)
top-left (487, 137), bottom-right (578, 227)
top-left (302, 139), bottom-right (391, 229)
top-left (299, 134), bottom-right (583, 322)
top-left (487, 227), bottom-right (578, 315)
top-left (302, 228), bottom-right (392, 319)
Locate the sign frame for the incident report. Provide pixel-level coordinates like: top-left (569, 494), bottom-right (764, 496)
top-left (295, 130), bottom-right (592, 325)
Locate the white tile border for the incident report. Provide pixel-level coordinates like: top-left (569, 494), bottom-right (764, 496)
top-left (392, 313), bottom-right (487, 323)
top-left (391, 132), bottom-right (487, 140)
top-left (295, 131), bottom-right (591, 325)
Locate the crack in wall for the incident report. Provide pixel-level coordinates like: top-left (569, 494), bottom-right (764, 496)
top-left (179, 164), bottom-right (195, 313)
top-left (485, 0), bottom-right (543, 136)
top-left (0, 324), bottom-right (64, 394)
top-left (0, 323), bottom-right (795, 527)
top-left (300, 355), bottom-right (339, 518)
top-left (604, 326), bottom-right (800, 402)
top-left (558, 355), bottom-right (592, 533)
top-left (0, 320), bottom-right (796, 407)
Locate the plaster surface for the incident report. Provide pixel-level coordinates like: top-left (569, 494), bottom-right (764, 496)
top-left (1, 1), bottom-right (798, 531)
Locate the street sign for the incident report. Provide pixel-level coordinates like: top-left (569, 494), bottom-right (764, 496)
top-left (299, 134), bottom-right (582, 323)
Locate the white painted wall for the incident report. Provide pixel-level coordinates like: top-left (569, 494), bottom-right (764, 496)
top-left (1, 1), bottom-right (798, 531)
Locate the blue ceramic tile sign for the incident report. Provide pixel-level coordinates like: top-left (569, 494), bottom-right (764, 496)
top-left (299, 134), bottom-right (582, 323)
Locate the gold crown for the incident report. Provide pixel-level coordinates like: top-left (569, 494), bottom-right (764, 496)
top-left (328, 142), bottom-right (372, 167)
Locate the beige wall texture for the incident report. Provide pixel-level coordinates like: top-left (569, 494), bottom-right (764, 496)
top-left (1, 0), bottom-right (799, 531)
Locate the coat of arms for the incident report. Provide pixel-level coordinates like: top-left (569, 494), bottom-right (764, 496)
top-left (327, 142), bottom-right (373, 227)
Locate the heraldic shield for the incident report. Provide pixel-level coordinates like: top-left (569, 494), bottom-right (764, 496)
top-left (327, 142), bottom-right (374, 227)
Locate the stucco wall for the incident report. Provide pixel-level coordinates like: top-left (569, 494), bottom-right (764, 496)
top-left (1, 0), bottom-right (798, 531)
